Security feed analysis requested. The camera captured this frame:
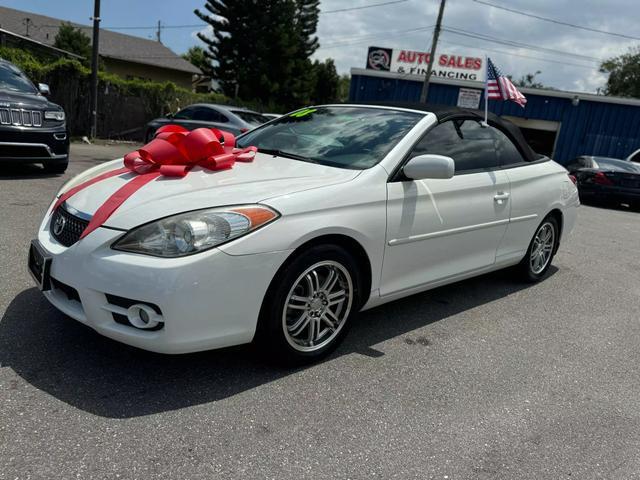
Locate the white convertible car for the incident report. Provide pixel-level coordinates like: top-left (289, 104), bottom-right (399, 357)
top-left (29, 104), bottom-right (579, 363)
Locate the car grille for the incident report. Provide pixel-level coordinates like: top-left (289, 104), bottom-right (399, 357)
top-left (51, 206), bottom-right (89, 247)
top-left (0, 108), bottom-right (42, 127)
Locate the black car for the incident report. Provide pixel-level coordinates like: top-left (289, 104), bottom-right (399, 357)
top-left (144, 103), bottom-right (270, 142)
top-left (0, 58), bottom-right (69, 173)
top-left (565, 155), bottom-right (640, 208)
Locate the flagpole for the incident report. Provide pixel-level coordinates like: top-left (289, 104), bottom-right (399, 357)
top-left (483, 54), bottom-right (489, 126)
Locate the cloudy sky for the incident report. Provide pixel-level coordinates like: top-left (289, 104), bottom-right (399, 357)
top-left (313, 0), bottom-right (638, 92)
top-left (3, 0), bottom-right (637, 93)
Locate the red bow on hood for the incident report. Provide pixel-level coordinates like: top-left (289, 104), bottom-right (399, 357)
top-left (123, 124), bottom-right (257, 176)
top-left (51, 125), bottom-right (258, 239)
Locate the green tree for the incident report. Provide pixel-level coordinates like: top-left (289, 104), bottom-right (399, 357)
top-left (338, 74), bottom-right (350, 102)
top-left (194, 0), bottom-right (320, 108)
top-left (310, 58), bottom-right (340, 103)
top-left (601, 48), bottom-right (640, 97)
top-left (53, 22), bottom-right (91, 61)
top-left (182, 46), bottom-right (212, 75)
top-left (514, 70), bottom-right (544, 88)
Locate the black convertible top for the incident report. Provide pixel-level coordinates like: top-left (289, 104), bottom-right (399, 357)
top-left (355, 101), bottom-right (540, 162)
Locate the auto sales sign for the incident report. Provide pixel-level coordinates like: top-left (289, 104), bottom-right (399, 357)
top-left (366, 46), bottom-right (485, 82)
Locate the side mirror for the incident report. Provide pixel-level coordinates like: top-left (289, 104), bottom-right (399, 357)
top-left (38, 83), bottom-right (50, 96)
top-left (403, 154), bottom-right (455, 180)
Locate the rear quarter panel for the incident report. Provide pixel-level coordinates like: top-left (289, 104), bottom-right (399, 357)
top-left (498, 160), bottom-right (579, 263)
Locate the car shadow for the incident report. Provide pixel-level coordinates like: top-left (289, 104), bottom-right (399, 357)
top-left (0, 267), bottom-right (556, 418)
top-left (0, 163), bottom-right (63, 180)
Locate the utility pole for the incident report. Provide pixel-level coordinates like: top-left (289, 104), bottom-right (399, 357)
top-left (419, 0), bottom-right (446, 103)
top-left (89, 0), bottom-right (101, 139)
top-left (23, 17), bottom-right (32, 37)
top-left (156, 20), bottom-right (162, 43)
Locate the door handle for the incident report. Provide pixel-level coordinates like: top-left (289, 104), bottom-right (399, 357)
top-left (494, 192), bottom-right (510, 203)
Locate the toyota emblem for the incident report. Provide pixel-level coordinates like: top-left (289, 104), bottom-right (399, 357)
top-left (53, 215), bottom-right (66, 236)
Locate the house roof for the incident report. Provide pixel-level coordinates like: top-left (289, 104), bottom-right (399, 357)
top-left (0, 5), bottom-right (201, 75)
top-left (0, 27), bottom-right (84, 60)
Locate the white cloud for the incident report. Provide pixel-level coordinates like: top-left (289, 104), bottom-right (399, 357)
top-left (314, 0), bottom-right (639, 93)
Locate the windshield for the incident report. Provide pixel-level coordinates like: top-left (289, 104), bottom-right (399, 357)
top-left (0, 62), bottom-right (37, 94)
top-left (232, 110), bottom-right (270, 126)
top-left (237, 106), bottom-right (423, 169)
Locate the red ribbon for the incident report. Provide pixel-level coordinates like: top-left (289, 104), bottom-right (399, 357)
top-left (50, 125), bottom-right (257, 240)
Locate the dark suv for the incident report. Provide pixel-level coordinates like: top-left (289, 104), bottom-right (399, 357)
top-left (0, 58), bottom-right (69, 173)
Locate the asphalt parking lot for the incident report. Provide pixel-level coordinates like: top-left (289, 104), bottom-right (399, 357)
top-left (1, 143), bottom-right (640, 479)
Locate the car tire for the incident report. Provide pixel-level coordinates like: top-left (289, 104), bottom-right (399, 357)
top-left (517, 215), bottom-right (559, 282)
top-left (42, 161), bottom-right (68, 174)
top-left (256, 244), bottom-right (362, 365)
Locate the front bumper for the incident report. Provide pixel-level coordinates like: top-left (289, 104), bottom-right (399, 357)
top-left (35, 220), bottom-right (291, 354)
top-left (0, 126), bottom-right (69, 162)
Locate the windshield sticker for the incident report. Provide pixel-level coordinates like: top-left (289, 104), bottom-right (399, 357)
top-left (290, 108), bottom-right (317, 118)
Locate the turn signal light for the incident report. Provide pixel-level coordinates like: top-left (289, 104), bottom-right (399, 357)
top-left (231, 206), bottom-right (278, 228)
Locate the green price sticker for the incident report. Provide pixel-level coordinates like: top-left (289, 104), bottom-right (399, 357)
top-left (290, 108), bottom-right (317, 118)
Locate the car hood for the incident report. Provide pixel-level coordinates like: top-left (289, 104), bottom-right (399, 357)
top-left (0, 90), bottom-right (56, 110)
top-left (62, 153), bottom-right (361, 229)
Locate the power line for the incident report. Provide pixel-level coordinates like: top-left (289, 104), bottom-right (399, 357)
top-left (439, 39), bottom-right (600, 71)
top-left (442, 26), bottom-right (603, 64)
top-left (39, 1), bottom-right (411, 31)
top-left (319, 26), bottom-right (433, 49)
top-left (321, 0), bottom-right (409, 14)
top-left (471, 0), bottom-right (640, 41)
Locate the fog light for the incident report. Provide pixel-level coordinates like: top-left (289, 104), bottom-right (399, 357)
top-left (127, 304), bottom-right (161, 329)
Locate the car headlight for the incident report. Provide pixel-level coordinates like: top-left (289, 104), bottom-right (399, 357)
top-left (112, 205), bottom-right (279, 257)
top-left (44, 110), bottom-right (65, 121)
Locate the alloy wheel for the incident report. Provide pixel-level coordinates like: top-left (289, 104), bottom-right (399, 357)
top-left (530, 221), bottom-right (555, 274)
top-left (282, 260), bottom-right (353, 352)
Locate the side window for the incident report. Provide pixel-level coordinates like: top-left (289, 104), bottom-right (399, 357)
top-left (213, 110), bottom-right (229, 123)
top-left (564, 158), bottom-right (583, 171)
top-left (492, 127), bottom-right (525, 166)
top-left (173, 107), bottom-right (197, 120)
top-left (566, 157), bottom-right (591, 171)
top-left (409, 119), bottom-right (498, 174)
top-left (192, 107), bottom-right (213, 121)
top-left (192, 108), bottom-right (230, 123)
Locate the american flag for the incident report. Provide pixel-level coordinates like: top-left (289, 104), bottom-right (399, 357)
top-left (486, 57), bottom-right (527, 108)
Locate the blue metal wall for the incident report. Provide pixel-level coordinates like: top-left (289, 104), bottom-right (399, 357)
top-left (349, 74), bottom-right (640, 163)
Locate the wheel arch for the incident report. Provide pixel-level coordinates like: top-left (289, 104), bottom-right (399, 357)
top-left (291, 234), bottom-right (372, 307)
top-left (263, 233), bottom-right (373, 313)
top-left (547, 208), bottom-right (563, 254)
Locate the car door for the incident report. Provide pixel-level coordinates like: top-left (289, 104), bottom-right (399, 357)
top-left (380, 118), bottom-right (511, 297)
